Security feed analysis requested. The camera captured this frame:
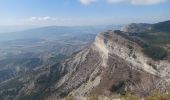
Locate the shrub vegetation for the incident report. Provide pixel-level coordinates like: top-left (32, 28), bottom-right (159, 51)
top-left (143, 46), bottom-right (167, 60)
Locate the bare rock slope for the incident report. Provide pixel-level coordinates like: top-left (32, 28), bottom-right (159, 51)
top-left (45, 29), bottom-right (170, 99)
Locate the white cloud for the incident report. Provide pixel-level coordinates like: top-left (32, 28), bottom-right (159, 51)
top-left (79, 0), bottom-right (167, 5)
top-left (107, 0), bottom-right (167, 5)
top-left (26, 16), bottom-right (88, 26)
top-left (131, 0), bottom-right (167, 5)
top-left (29, 16), bottom-right (54, 22)
top-left (107, 0), bottom-right (127, 3)
top-left (79, 0), bottom-right (97, 5)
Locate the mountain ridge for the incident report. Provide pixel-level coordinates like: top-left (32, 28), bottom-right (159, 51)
top-left (0, 20), bottom-right (170, 100)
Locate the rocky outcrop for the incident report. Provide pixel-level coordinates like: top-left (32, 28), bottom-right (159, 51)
top-left (95, 31), bottom-right (170, 78)
top-left (123, 23), bottom-right (152, 33)
top-left (45, 30), bottom-right (170, 99)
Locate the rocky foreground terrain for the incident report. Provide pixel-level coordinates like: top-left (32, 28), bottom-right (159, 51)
top-left (0, 21), bottom-right (170, 100)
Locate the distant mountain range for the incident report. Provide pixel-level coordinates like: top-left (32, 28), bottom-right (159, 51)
top-left (0, 25), bottom-right (122, 41)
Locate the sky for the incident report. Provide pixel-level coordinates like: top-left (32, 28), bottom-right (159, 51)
top-left (0, 0), bottom-right (170, 26)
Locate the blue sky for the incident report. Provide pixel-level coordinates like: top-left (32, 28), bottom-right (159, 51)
top-left (0, 0), bottom-right (170, 26)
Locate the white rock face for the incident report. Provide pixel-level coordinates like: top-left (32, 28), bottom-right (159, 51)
top-left (94, 31), bottom-right (170, 79)
top-left (94, 34), bottom-right (108, 67)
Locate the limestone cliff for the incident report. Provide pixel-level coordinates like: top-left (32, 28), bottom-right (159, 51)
top-left (44, 30), bottom-right (170, 100)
